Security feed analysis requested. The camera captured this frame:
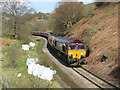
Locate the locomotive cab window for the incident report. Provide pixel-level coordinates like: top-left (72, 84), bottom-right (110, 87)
top-left (69, 45), bottom-right (76, 50)
top-left (78, 45), bottom-right (85, 50)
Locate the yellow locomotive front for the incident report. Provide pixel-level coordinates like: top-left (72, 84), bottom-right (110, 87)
top-left (67, 43), bottom-right (86, 65)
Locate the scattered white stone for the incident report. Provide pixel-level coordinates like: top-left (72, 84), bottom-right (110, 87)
top-left (22, 45), bottom-right (30, 50)
top-left (29, 42), bottom-right (35, 47)
top-left (17, 73), bottom-right (22, 78)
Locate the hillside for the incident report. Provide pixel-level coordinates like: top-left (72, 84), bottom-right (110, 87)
top-left (67, 3), bottom-right (119, 85)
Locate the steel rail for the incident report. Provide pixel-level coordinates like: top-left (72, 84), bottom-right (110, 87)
top-left (81, 67), bottom-right (119, 89)
top-left (72, 67), bottom-right (119, 90)
top-left (72, 68), bottom-right (104, 89)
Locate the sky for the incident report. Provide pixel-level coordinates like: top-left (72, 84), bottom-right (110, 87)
top-left (27, 0), bottom-right (95, 13)
top-left (29, 2), bottom-right (57, 13)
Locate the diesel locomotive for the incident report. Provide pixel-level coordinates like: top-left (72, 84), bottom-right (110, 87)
top-left (32, 31), bottom-right (86, 66)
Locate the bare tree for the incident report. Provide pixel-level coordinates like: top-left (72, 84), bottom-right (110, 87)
top-left (2, 0), bottom-right (34, 38)
top-left (53, 1), bottom-right (84, 35)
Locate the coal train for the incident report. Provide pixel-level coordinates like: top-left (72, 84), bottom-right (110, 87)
top-left (31, 31), bottom-right (86, 66)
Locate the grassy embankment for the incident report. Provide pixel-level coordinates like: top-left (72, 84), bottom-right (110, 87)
top-left (1, 36), bottom-right (61, 88)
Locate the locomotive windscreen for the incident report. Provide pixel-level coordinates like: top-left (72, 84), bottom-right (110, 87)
top-left (78, 45), bottom-right (85, 50)
top-left (69, 45), bottom-right (76, 50)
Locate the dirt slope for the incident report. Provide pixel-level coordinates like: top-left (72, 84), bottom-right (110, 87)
top-left (67, 3), bottom-right (119, 85)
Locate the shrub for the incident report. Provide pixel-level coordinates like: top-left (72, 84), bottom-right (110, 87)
top-left (20, 36), bottom-right (31, 44)
top-left (2, 34), bottom-right (15, 39)
top-left (95, 2), bottom-right (104, 7)
top-left (18, 25), bottom-right (32, 44)
top-left (95, 2), bottom-right (110, 7)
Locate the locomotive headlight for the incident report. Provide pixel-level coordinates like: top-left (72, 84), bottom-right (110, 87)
top-left (69, 54), bottom-right (73, 57)
top-left (81, 53), bottom-right (83, 55)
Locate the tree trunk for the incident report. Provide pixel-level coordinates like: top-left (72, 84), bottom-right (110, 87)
top-left (14, 21), bottom-right (17, 39)
top-left (12, 59), bottom-right (15, 68)
top-left (67, 21), bottom-right (72, 29)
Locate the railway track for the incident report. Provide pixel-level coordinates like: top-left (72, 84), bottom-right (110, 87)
top-left (72, 67), bottom-right (119, 89)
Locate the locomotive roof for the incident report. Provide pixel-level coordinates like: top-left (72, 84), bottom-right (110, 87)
top-left (31, 31), bottom-right (85, 44)
top-left (55, 36), bottom-right (83, 44)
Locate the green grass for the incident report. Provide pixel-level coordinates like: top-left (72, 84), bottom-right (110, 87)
top-left (1, 37), bottom-right (62, 88)
top-left (36, 41), bottom-right (41, 55)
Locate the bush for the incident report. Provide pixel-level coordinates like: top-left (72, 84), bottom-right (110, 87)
top-left (2, 34), bottom-right (15, 39)
top-left (95, 2), bottom-right (104, 7)
top-left (20, 36), bottom-right (31, 44)
top-left (95, 2), bottom-right (110, 7)
top-left (18, 25), bottom-right (32, 44)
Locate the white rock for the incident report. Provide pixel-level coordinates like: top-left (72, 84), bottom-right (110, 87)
top-left (22, 45), bottom-right (30, 50)
top-left (29, 42), bottom-right (35, 47)
top-left (17, 73), bottom-right (22, 78)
